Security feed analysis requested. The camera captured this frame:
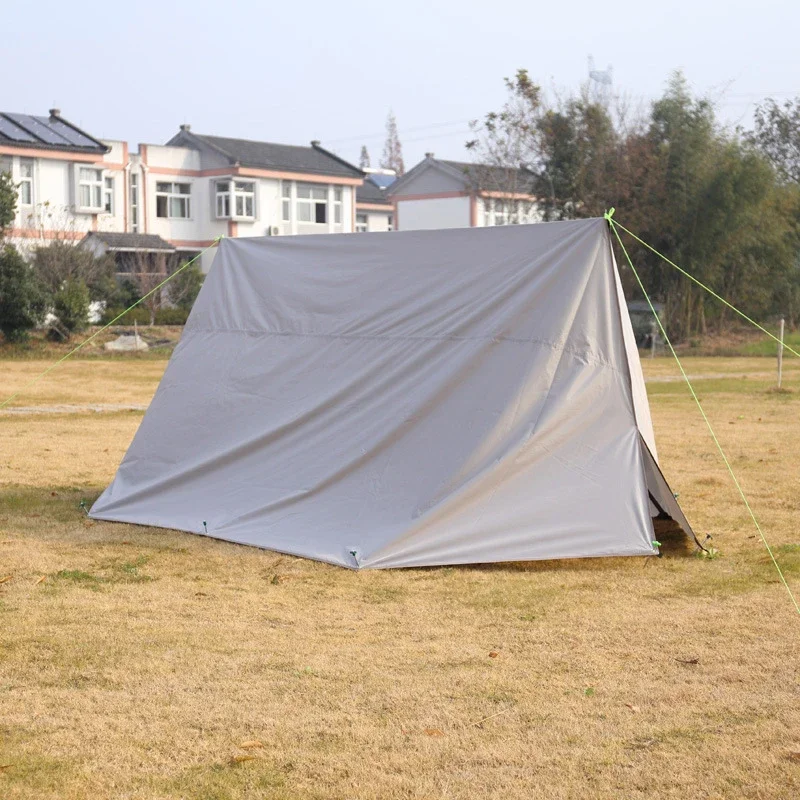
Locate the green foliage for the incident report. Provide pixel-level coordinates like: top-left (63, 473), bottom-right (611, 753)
top-left (100, 305), bottom-right (190, 326)
top-left (469, 69), bottom-right (800, 342)
top-left (167, 262), bottom-right (204, 310)
top-left (750, 97), bottom-right (800, 183)
top-left (0, 169), bottom-right (16, 233)
top-left (0, 244), bottom-right (49, 342)
top-left (51, 278), bottom-right (90, 337)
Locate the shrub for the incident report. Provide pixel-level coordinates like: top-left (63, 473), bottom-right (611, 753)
top-left (0, 244), bottom-right (49, 342)
top-left (100, 305), bottom-right (190, 326)
top-left (52, 278), bottom-right (90, 337)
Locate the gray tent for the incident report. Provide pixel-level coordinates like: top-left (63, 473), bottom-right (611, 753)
top-left (91, 218), bottom-right (695, 568)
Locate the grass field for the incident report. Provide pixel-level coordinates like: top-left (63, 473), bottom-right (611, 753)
top-left (1, 355), bottom-right (799, 799)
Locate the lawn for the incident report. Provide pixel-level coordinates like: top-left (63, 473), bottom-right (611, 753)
top-left (1, 355), bottom-right (799, 799)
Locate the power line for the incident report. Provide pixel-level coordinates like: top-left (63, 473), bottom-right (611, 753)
top-left (325, 119), bottom-right (472, 146)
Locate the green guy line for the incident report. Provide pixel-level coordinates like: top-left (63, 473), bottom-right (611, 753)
top-left (608, 218), bottom-right (800, 617)
top-left (0, 237), bottom-right (221, 410)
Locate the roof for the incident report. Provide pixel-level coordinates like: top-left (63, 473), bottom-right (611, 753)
top-left (0, 111), bottom-right (108, 155)
top-left (167, 128), bottom-right (363, 179)
top-left (356, 175), bottom-right (393, 206)
top-left (388, 155), bottom-right (536, 196)
top-left (439, 159), bottom-right (536, 193)
top-left (82, 232), bottom-right (176, 253)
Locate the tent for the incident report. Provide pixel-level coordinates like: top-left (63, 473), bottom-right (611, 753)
top-left (91, 218), bottom-right (696, 568)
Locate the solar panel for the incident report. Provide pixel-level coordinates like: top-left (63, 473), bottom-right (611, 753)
top-left (368, 174), bottom-right (395, 190)
top-left (48, 119), bottom-right (99, 148)
top-left (0, 116), bottom-right (36, 142)
top-left (7, 114), bottom-right (72, 146)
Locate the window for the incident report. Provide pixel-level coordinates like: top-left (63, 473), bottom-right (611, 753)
top-left (387, 214), bottom-right (394, 232)
top-left (215, 180), bottom-right (231, 218)
top-left (130, 173), bottom-right (139, 232)
top-left (103, 176), bottom-right (114, 214)
top-left (215, 179), bottom-right (255, 219)
top-left (233, 181), bottom-right (255, 218)
top-left (282, 182), bottom-right (291, 221)
top-left (355, 213), bottom-right (368, 233)
top-left (296, 183), bottom-right (327, 224)
top-left (334, 186), bottom-right (342, 224)
top-left (77, 167), bottom-right (102, 209)
top-left (0, 156), bottom-right (11, 176)
top-left (156, 182), bottom-right (191, 219)
top-left (19, 159), bottom-right (33, 206)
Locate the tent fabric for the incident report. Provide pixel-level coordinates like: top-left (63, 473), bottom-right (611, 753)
top-left (91, 218), bottom-right (694, 568)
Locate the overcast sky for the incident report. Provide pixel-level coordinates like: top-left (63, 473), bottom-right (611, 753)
top-left (4, 0), bottom-right (797, 169)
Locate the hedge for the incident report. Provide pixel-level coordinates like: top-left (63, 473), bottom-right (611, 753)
top-left (100, 306), bottom-right (190, 326)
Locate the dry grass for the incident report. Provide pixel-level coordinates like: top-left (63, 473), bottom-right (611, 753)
top-left (1, 356), bottom-right (799, 799)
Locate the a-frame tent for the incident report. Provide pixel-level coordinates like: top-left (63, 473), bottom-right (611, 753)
top-left (91, 218), bottom-right (696, 568)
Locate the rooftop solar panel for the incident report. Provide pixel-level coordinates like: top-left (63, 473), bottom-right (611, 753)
top-left (48, 119), bottom-right (99, 148)
top-left (0, 116), bottom-right (36, 142)
top-left (9, 114), bottom-right (72, 146)
top-left (368, 174), bottom-right (396, 189)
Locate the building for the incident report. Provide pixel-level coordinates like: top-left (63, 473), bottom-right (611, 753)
top-left (388, 154), bottom-right (540, 231)
top-left (355, 169), bottom-right (395, 232)
top-left (0, 109), bottom-right (128, 253)
top-left (136, 126), bottom-right (365, 271)
top-left (1, 112), bottom-right (368, 274)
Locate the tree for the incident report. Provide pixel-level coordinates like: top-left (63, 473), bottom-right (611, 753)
top-left (359, 145), bottom-right (371, 170)
top-left (0, 244), bottom-right (49, 342)
top-left (0, 169), bottom-right (16, 234)
top-left (466, 69), bottom-right (800, 340)
top-left (750, 97), bottom-right (800, 184)
top-left (380, 112), bottom-right (404, 176)
top-left (50, 278), bottom-right (90, 340)
top-left (166, 261), bottom-right (204, 311)
top-left (32, 240), bottom-right (116, 303)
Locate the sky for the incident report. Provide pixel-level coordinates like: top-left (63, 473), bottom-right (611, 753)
top-left (3, 0), bottom-right (798, 169)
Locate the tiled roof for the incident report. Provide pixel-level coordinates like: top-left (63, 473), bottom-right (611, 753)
top-left (168, 129), bottom-right (363, 178)
top-left (82, 232), bottom-right (176, 252)
top-left (438, 160), bottom-right (536, 193)
top-left (0, 111), bottom-right (108, 154)
top-left (356, 175), bottom-right (393, 206)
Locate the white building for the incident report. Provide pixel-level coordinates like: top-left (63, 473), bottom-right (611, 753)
top-left (388, 154), bottom-right (541, 231)
top-left (1, 112), bottom-right (367, 273)
top-left (0, 109), bottom-right (127, 255)
top-left (355, 169), bottom-right (395, 233)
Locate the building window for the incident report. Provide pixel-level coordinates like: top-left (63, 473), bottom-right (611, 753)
top-left (296, 183), bottom-right (327, 224)
top-left (334, 186), bottom-right (342, 224)
top-left (282, 182), bottom-right (291, 221)
top-left (78, 167), bottom-right (103, 210)
top-left (387, 214), bottom-right (394, 232)
top-left (156, 182), bottom-right (191, 219)
top-left (130, 173), bottom-right (139, 232)
top-left (104, 176), bottom-right (114, 214)
top-left (19, 159), bottom-right (33, 206)
top-left (355, 213), bottom-right (368, 233)
top-left (0, 156), bottom-right (10, 176)
top-left (233, 181), bottom-right (255, 218)
top-left (215, 180), bottom-right (255, 219)
top-left (215, 180), bottom-right (231, 218)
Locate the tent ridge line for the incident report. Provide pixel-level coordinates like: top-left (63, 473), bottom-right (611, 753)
top-left (182, 327), bottom-right (627, 375)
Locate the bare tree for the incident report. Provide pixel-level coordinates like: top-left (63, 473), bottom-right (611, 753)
top-left (359, 145), bottom-right (371, 170)
top-left (380, 112), bottom-right (405, 176)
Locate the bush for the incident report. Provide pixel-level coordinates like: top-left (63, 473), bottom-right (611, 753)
top-left (167, 263), bottom-right (204, 310)
top-left (100, 305), bottom-right (190, 326)
top-left (0, 244), bottom-right (49, 342)
top-left (52, 278), bottom-right (90, 337)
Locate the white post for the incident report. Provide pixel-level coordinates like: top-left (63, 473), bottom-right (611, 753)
top-left (134, 318), bottom-right (139, 352)
top-left (777, 317), bottom-right (785, 389)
